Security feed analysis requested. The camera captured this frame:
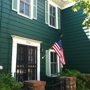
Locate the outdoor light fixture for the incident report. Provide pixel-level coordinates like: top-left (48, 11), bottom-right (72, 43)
top-left (0, 66), bottom-right (3, 70)
top-left (40, 47), bottom-right (44, 53)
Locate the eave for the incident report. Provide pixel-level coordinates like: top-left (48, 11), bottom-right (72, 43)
top-left (49, 0), bottom-right (75, 10)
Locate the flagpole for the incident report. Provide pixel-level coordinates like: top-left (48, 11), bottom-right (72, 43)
top-left (42, 48), bottom-right (51, 59)
top-left (42, 35), bottom-right (63, 59)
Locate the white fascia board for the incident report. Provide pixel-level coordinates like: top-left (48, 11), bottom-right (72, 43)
top-left (61, 2), bottom-right (75, 10)
top-left (48, 0), bottom-right (75, 10)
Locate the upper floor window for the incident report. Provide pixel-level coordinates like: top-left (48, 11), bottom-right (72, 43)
top-left (46, 49), bottom-right (60, 77)
top-left (45, 1), bottom-right (61, 29)
top-left (50, 5), bottom-right (56, 27)
top-left (12, 0), bottom-right (37, 20)
top-left (19, 0), bottom-right (30, 17)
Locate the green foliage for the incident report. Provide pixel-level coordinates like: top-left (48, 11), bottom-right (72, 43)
top-left (58, 69), bottom-right (90, 90)
top-left (0, 71), bottom-right (23, 90)
top-left (68, 0), bottom-right (90, 28)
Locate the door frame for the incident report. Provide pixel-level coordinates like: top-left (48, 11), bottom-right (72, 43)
top-left (11, 35), bottom-right (42, 80)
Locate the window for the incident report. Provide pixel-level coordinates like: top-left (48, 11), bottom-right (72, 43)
top-left (12, 0), bottom-right (37, 19)
top-left (50, 5), bottom-right (56, 27)
top-left (19, 0), bottom-right (30, 17)
top-left (46, 49), bottom-right (60, 77)
top-left (45, 1), bottom-right (61, 29)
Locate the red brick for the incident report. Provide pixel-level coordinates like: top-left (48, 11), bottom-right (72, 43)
top-left (23, 80), bottom-right (46, 90)
top-left (60, 76), bottom-right (76, 90)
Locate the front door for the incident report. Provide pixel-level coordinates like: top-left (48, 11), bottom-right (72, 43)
top-left (16, 44), bottom-right (37, 81)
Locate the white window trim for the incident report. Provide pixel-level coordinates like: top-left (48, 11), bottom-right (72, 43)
top-left (49, 49), bottom-right (60, 77)
top-left (17, 0), bottom-right (33, 19)
top-left (48, 1), bottom-right (58, 29)
top-left (11, 35), bottom-right (42, 80)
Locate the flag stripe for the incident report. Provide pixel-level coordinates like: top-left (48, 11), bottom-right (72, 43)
top-left (52, 43), bottom-right (65, 65)
top-left (52, 39), bottom-right (66, 68)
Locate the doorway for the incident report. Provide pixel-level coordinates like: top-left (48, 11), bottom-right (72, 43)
top-left (16, 44), bottom-right (37, 81)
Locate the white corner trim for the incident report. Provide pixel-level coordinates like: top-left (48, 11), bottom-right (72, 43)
top-left (11, 35), bottom-right (42, 80)
top-left (0, 66), bottom-right (3, 70)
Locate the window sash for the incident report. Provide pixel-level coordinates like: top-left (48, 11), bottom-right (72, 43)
top-left (49, 5), bottom-right (56, 27)
top-left (51, 63), bottom-right (58, 74)
top-left (19, 0), bottom-right (31, 17)
top-left (46, 49), bottom-right (60, 77)
top-left (45, 1), bottom-right (61, 29)
top-left (50, 51), bottom-right (58, 75)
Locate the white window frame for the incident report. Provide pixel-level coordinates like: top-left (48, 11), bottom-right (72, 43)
top-left (48, 1), bottom-right (58, 29)
top-left (11, 35), bottom-right (42, 80)
top-left (17, 0), bottom-right (33, 19)
top-left (47, 49), bottom-right (60, 77)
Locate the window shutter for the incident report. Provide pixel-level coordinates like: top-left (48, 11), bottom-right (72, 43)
top-left (58, 8), bottom-right (61, 29)
top-left (12, 0), bottom-right (18, 12)
top-left (45, 1), bottom-right (49, 24)
top-left (46, 50), bottom-right (50, 76)
top-left (33, 0), bottom-right (37, 20)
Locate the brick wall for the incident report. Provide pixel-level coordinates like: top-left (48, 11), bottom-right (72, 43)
top-left (86, 74), bottom-right (90, 89)
top-left (60, 76), bottom-right (76, 90)
top-left (23, 80), bottom-right (46, 90)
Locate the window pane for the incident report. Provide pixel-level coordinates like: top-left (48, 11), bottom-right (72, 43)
top-left (51, 52), bottom-right (57, 62)
top-left (51, 52), bottom-right (53, 62)
top-left (54, 53), bottom-right (57, 62)
top-left (25, 4), bottom-right (29, 16)
top-left (52, 17), bottom-right (56, 27)
top-left (50, 16), bottom-right (53, 26)
top-left (20, 1), bottom-right (24, 14)
top-left (51, 64), bottom-right (57, 74)
top-left (51, 64), bottom-right (54, 74)
top-left (54, 64), bottom-right (57, 73)
top-left (50, 5), bottom-right (52, 15)
top-left (26, 0), bottom-right (30, 3)
top-left (49, 5), bottom-right (56, 27)
top-left (53, 7), bottom-right (56, 16)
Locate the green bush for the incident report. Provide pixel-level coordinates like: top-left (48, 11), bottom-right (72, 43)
top-left (58, 69), bottom-right (90, 90)
top-left (0, 71), bottom-right (23, 90)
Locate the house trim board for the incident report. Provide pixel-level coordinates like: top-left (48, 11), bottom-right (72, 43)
top-left (11, 35), bottom-right (42, 80)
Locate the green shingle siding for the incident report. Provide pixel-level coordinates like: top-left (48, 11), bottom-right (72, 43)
top-left (62, 7), bottom-right (90, 73)
top-left (0, 0), bottom-right (61, 77)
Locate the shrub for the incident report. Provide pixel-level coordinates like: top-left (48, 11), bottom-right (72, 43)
top-left (58, 69), bottom-right (90, 90)
top-left (0, 71), bottom-right (23, 90)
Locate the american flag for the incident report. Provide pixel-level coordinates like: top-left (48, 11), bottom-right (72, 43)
top-left (52, 39), bottom-right (66, 68)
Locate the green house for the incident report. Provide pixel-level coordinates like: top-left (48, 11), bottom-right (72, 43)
top-left (0, 0), bottom-right (90, 81)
